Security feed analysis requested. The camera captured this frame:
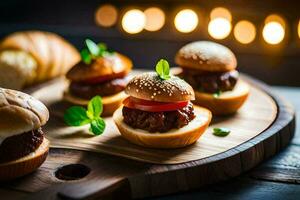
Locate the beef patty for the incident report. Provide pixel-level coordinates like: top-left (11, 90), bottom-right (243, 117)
top-left (122, 102), bottom-right (195, 133)
top-left (182, 69), bottom-right (239, 93)
top-left (0, 128), bottom-right (44, 163)
top-left (70, 78), bottom-right (127, 99)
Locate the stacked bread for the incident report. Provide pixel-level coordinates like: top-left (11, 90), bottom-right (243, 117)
top-left (0, 31), bottom-right (80, 89)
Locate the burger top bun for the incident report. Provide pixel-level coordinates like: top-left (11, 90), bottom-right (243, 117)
top-left (0, 88), bottom-right (49, 140)
top-left (125, 72), bottom-right (195, 102)
top-left (66, 53), bottom-right (132, 82)
top-left (175, 41), bottom-right (237, 72)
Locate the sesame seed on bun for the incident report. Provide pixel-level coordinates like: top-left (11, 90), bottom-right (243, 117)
top-left (175, 41), bottom-right (237, 72)
top-left (125, 72), bottom-right (195, 102)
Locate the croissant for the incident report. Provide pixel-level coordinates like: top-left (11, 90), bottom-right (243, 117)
top-left (0, 31), bottom-right (80, 89)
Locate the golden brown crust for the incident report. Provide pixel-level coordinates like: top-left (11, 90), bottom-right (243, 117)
top-left (0, 30), bottom-right (80, 85)
top-left (175, 41), bottom-right (237, 72)
top-left (113, 106), bottom-right (211, 148)
top-left (63, 90), bottom-right (128, 117)
top-left (0, 138), bottom-right (49, 181)
top-left (66, 53), bottom-right (132, 82)
top-left (194, 80), bottom-right (250, 115)
top-left (125, 72), bottom-right (195, 102)
top-left (0, 88), bottom-right (49, 138)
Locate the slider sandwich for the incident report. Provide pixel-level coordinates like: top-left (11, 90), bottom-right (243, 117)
top-left (64, 39), bottom-right (132, 116)
top-left (113, 59), bottom-right (211, 149)
top-left (0, 88), bottom-right (49, 181)
top-left (175, 41), bottom-right (249, 115)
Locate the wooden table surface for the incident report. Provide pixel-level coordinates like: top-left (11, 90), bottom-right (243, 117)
top-left (0, 86), bottom-right (299, 200)
top-left (149, 86), bottom-right (300, 200)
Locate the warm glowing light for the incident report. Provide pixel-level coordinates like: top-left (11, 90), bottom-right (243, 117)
top-left (208, 18), bottom-right (231, 39)
top-left (122, 9), bottom-right (145, 34)
top-left (210, 7), bottom-right (232, 21)
top-left (144, 7), bottom-right (165, 31)
top-left (263, 22), bottom-right (285, 44)
top-left (298, 20), bottom-right (300, 39)
top-left (95, 4), bottom-right (118, 27)
top-left (265, 14), bottom-right (286, 28)
top-left (234, 20), bottom-right (256, 44)
top-left (174, 9), bottom-right (198, 33)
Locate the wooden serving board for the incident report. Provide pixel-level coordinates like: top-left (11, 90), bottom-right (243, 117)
top-left (30, 76), bottom-right (276, 164)
top-left (1, 72), bottom-right (295, 200)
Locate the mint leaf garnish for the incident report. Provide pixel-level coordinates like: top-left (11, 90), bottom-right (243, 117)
top-left (156, 59), bottom-right (171, 80)
top-left (213, 127), bottom-right (231, 137)
top-left (80, 49), bottom-right (92, 64)
top-left (98, 43), bottom-right (107, 51)
top-left (213, 90), bottom-right (222, 98)
top-left (87, 96), bottom-right (103, 119)
top-left (90, 118), bottom-right (106, 135)
top-left (80, 39), bottom-right (114, 64)
top-left (86, 39), bottom-right (100, 56)
top-left (64, 106), bottom-right (90, 126)
top-left (64, 95), bottom-right (106, 135)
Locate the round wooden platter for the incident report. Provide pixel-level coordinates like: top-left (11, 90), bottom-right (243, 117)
top-left (4, 72), bottom-right (295, 200)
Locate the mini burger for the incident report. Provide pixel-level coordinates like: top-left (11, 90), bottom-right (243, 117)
top-left (175, 41), bottom-right (249, 115)
top-left (64, 39), bottom-right (132, 116)
top-left (0, 88), bottom-right (49, 181)
top-left (113, 59), bottom-right (211, 149)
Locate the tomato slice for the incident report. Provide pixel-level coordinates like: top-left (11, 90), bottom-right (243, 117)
top-left (83, 72), bottom-right (126, 84)
top-left (123, 97), bottom-right (188, 112)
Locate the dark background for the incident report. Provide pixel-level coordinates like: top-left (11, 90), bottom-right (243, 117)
top-left (0, 0), bottom-right (299, 86)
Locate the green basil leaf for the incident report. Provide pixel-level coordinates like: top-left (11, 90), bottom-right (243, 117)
top-left (98, 43), bottom-right (107, 51)
top-left (163, 61), bottom-right (170, 76)
top-left (80, 49), bottom-right (92, 64)
top-left (213, 90), bottom-right (222, 98)
top-left (64, 106), bottom-right (90, 126)
top-left (87, 96), bottom-right (103, 119)
top-left (213, 127), bottom-right (231, 137)
top-left (155, 59), bottom-right (171, 80)
top-left (86, 39), bottom-right (99, 56)
top-left (89, 117), bottom-right (106, 135)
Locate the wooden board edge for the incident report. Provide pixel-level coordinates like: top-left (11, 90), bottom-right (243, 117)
top-left (128, 74), bottom-right (296, 198)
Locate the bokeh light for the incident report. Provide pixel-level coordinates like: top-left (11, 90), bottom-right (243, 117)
top-left (95, 4), bottom-right (118, 27)
top-left (210, 7), bottom-right (232, 21)
top-left (144, 7), bottom-right (165, 31)
top-left (265, 14), bottom-right (286, 28)
top-left (298, 20), bottom-right (300, 39)
top-left (174, 9), bottom-right (198, 33)
top-left (122, 9), bottom-right (145, 34)
top-left (263, 14), bottom-right (285, 45)
top-left (263, 22), bottom-right (285, 45)
top-left (234, 20), bottom-right (256, 44)
top-left (208, 18), bottom-right (231, 39)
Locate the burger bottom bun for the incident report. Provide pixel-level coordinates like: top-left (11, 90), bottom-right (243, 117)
top-left (0, 138), bottom-right (49, 181)
top-left (194, 80), bottom-right (250, 115)
top-left (113, 106), bottom-right (212, 149)
top-left (64, 91), bottom-right (128, 117)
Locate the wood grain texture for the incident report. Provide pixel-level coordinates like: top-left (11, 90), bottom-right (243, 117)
top-left (0, 73), bottom-right (295, 200)
top-left (29, 73), bottom-right (277, 164)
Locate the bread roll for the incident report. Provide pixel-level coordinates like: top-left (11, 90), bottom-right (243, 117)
top-left (0, 31), bottom-right (80, 89)
top-left (66, 53), bottom-right (132, 82)
top-left (0, 87), bottom-right (49, 142)
top-left (113, 106), bottom-right (211, 148)
top-left (175, 41), bottom-right (237, 72)
top-left (64, 90), bottom-right (127, 117)
top-left (125, 72), bottom-right (195, 102)
top-left (194, 80), bottom-right (249, 115)
top-left (0, 137), bottom-right (49, 181)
